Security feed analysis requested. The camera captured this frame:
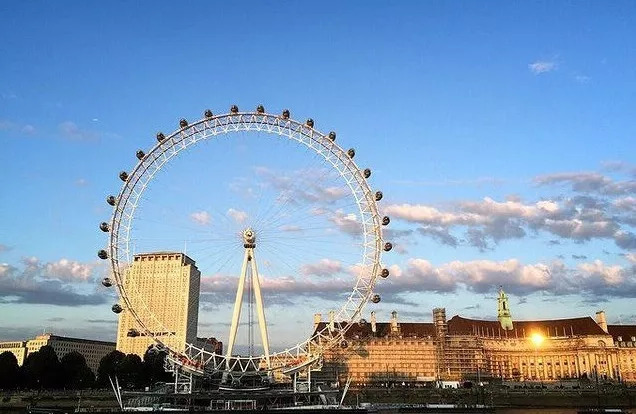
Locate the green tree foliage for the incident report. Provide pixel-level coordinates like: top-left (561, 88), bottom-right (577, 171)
top-left (21, 345), bottom-right (62, 389)
top-left (97, 350), bottom-right (126, 387)
top-left (143, 347), bottom-right (172, 385)
top-left (120, 354), bottom-right (144, 389)
top-left (60, 351), bottom-right (95, 389)
top-left (0, 351), bottom-right (20, 389)
top-left (95, 349), bottom-right (175, 389)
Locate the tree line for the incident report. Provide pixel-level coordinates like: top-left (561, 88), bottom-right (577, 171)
top-left (0, 346), bottom-right (172, 390)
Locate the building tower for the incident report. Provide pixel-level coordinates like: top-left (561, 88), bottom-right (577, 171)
top-left (433, 308), bottom-right (448, 380)
top-left (116, 252), bottom-right (201, 357)
top-left (497, 287), bottom-right (514, 331)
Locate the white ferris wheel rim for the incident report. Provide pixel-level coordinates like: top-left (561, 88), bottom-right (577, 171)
top-left (105, 109), bottom-right (388, 374)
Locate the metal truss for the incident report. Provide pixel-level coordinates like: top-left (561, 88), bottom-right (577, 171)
top-left (104, 109), bottom-right (387, 377)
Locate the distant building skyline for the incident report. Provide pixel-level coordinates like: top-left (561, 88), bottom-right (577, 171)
top-left (0, 333), bottom-right (115, 374)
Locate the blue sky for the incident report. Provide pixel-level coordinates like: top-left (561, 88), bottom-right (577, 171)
top-left (0, 1), bottom-right (635, 347)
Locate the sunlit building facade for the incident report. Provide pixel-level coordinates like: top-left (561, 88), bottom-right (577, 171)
top-left (0, 341), bottom-right (28, 365)
top-left (116, 252), bottom-right (201, 357)
top-left (317, 292), bottom-right (636, 385)
top-left (0, 334), bottom-right (115, 374)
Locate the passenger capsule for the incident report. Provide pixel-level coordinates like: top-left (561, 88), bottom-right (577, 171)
top-left (102, 277), bottom-right (113, 287)
top-left (375, 191), bottom-right (383, 201)
top-left (204, 109), bottom-right (214, 118)
top-left (230, 105), bottom-right (239, 113)
top-left (372, 294), bottom-right (381, 304)
top-left (340, 340), bottom-right (348, 349)
top-left (111, 304), bottom-right (123, 314)
top-left (119, 171), bottom-right (128, 182)
top-left (179, 119), bottom-right (188, 128)
top-left (363, 169), bottom-right (371, 178)
top-left (384, 242), bottom-right (393, 252)
top-left (328, 131), bottom-right (336, 141)
top-left (256, 105), bottom-right (265, 113)
top-left (136, 150), bottom-right (145, 160)
top-left (347, 148), bottom-right (355, 158)
top-left (381, 268), bottom-right (390, 278)
top-left (97, 249), bottom-right (108, 260)
top-left (106, 195), bottom-right (116, 206)
top-left (282, 109), bottom-right (290, 119)
top-left (382, 216), bottom-right (390, 226)
top-left (156, 132), bottom-right (166, 142)
top-left (99, 222), bottom-right (110, 232)
top-left (306, 119), bottom-right (314, 128)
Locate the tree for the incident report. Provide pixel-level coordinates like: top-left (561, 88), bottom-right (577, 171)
top-left (21, 345), bottom-right (63, 389)
top-left (97, 350), bottom-right (126, 387)
top-left (120, 354), bottom-right (144, 389)
top-left (61, 351), bottom-right (95, 389)
top-left (0, 351), bottom-right (19, 389)
top-left (142, 347), bottom-right (172, 386)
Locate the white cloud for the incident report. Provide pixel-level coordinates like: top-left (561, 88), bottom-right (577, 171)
top-left (534, 172), bottom-right (636, 195)
top-left (528, 60), bottom-right (557, 74)
top-left (280, 225), bottom-right (302, 232)
top-left (578, 260), bottom-right (624, 286)
top-left (300, 259), bottom-right (343, 277)
top-left (0, 257), bottom-right (104, 306)
top-left (21, 125), bottom-right (36, 135)
top-left (329, 210), bottom-right (361, 236)
top-left (190, 210), bottom-right (211, 226)
top-left (0, 120), bottom-right (36, 136)
top-left (227, 208), bottom-right (248, 224)
top-left (614, 197), bottom-right (636, 212)
top-left (377, 257), bottom-right (636, 300)
top-left (574, 74), bottom-right (590, 83)
top-left (58, 121), bottom-right (99, 141)
top-left (44, 259), bottom-right (93, 282)
top-left (0, 263), bottom-right (12, 277)
top-left (386, 189), bottom-right (636, 251)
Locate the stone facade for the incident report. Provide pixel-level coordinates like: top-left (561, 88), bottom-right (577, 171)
top-left (317, 309), bottom-right (636, 385)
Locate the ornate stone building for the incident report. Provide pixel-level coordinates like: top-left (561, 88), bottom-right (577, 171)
top-left (316, 292), bottom-right (636, 385)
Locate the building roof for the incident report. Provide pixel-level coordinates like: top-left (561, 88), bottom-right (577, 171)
top-left (133, 251), bottom-right (197, 266)
top-left (607, 325), bottom-right (636, 342)
top-left (447, 315), bottom-right (609, 338)
top-left (30, 333), bottom-right (115, 346)
top-left (315, 321), bottom-right (436, 339)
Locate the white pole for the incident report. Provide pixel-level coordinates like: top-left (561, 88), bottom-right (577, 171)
top-left (250, 249), bottom-right (271, 368)
top-left (225, 248), bottom-right (250, 367)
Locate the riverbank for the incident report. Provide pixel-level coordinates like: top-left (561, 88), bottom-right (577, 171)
top-left (345, 386), bottom-right (636, 409)
top-left (1, 387), bottom-right (635, 411)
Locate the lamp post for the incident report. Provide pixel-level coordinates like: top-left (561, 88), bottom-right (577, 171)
top-left (530, 333), bottom-right (545, 388)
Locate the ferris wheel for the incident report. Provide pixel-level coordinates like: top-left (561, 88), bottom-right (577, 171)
top-left (97, 105), bottom-right (392, 384)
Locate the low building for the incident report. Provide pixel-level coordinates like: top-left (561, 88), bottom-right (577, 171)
top-left (316, 290), bottom-right (636, 385)
top-left (607, 325), bottom-right (636, 383)
top-left (0, 341), bottom-right (28, 365)
top-left (0, 333), bottom-right (115, 374)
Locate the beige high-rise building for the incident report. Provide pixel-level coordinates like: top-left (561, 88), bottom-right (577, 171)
top-left (116, 252), bottom-right (201, 357)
